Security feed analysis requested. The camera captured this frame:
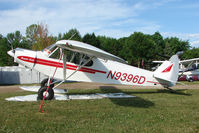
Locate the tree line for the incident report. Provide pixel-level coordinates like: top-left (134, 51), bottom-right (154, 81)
top-left (0, 23), bottom-right (199, 69)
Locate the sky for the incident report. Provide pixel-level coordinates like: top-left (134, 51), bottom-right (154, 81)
top-left (0, 0), bottom-right (199, 47)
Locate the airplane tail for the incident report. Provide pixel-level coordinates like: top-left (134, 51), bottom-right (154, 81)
top-left (153, 53), bottom-right (181, 87)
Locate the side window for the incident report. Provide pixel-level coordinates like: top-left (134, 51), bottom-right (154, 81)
top-left (49, 48), bottom-right (93, 67)
top-left (81, 55), bottom-right (93, 66)
top-left (64, 50), bottom-right (93, 67)
top-left (49, 47), bottom-right (60, 59)
top-left (64, 49), bottom-right (74, 62)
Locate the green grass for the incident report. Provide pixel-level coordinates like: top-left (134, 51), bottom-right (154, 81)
top-left (1, 87), bottom-right (199, 133)
top-left (180, 81), bottom-right (199, 85)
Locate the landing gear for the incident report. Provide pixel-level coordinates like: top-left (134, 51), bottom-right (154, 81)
top-left (166, 87), bottom-right (174, 91)
top-left (40, 78), bottom-right (54, 88)
top-left (37, 86), bottom-right (54, 100)
top-left (165, 87), bottom-right (178, 93)
top-left (37, 78), bottom-right (55, 100)
top-left (188, 77), bottom-right (194, 82)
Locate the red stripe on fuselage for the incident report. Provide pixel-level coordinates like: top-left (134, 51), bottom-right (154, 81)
top-left (17, 56), bottom-right (106, 74)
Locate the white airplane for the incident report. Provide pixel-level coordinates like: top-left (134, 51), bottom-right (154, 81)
top-left (7, 40), bottom-right (181, 100)
top-left (178, 58), bottom-right (199, 82)
top-left (154, 58), bottom-right (199, 82)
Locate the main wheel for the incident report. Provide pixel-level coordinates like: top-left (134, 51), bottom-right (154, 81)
top-left (41, 78), bottom-right (54, 88)
top-left (37, 86), bottom-right (54, 100)
top-left (188, 78), bottom-right (194, 82)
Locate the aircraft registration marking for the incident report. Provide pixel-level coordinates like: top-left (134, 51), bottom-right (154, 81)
top-left (107, 70), bottom-right (146, 84)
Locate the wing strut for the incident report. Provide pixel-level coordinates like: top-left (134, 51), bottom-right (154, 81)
top-left (52, 50), bottom-right (94, 89)
top-left (62, 49), bottom-right (66, 80)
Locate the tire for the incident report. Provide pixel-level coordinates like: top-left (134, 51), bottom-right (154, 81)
top-left (41, 78), bottom-right (54, 88)
top-left (37, 86), bottom-right (54, 100)
top-left (188, 78), bottom-right (194, 82)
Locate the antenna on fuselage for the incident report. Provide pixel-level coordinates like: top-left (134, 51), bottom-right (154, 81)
top-left (68, 33), bottom-right (76, 40)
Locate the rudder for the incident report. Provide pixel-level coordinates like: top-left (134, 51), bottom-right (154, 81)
top-left (153, 54), bottom-right (180, 87)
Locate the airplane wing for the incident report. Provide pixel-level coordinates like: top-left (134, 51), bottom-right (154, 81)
top-left (179, 58), bottom-right (199, 65)
top-left (153, 61), bottom-right (164, 63)
top-left (55, 40), bottom-right (127, 64)
top-left (153, 58), bottom-right (199, 64)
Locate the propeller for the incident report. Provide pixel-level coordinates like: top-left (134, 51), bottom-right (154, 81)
top-left (7, 38), bottom-right (16, 62)
top-left (7, 38), bottom-right (14, 50)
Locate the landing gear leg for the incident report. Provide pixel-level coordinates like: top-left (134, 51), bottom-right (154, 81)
top-left (166, 87), bottom-right (176, 93)
top-left (40, 78), bottom-right (54, 88)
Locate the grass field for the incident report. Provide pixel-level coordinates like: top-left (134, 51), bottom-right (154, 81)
top-left (0, 85), bottom-right (199, 133)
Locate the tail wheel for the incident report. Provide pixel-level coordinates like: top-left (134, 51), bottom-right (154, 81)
top-left (41, 78), bottom-right (54, 88)
top-left (37, 86), bottom-right (54, 100)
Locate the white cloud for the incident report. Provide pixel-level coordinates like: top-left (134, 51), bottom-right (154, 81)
top-left (191, 40), bottom-right (199, 46)
top-left (0, 0), bottom-right (198, 48)
top-left (162, 32), bottom-right (199, 47)
top-left (0, 0), bottom-right (136, 36)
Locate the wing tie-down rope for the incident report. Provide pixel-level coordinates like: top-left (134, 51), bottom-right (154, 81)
top-left (39, 49), bottom-right (63, 113)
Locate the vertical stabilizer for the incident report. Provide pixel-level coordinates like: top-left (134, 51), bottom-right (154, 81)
top-left (154, 54), bottom-right (180, 87)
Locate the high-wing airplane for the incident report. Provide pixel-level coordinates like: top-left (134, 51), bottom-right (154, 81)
top-left (7, 40), bottom-right (181, 100)
top-left (178, 58), bottom-right (199, 82)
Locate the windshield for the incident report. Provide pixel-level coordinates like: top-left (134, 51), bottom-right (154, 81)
top-left (42, 43), bottom-right (93, 67)
top-left (42, 43), bottom-right (57, 52)
top-left (42, 43), bottom-right (58, 56)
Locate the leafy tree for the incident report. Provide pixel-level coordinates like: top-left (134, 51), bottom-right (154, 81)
top-left (31, 23), bottom-right (56, 50)
top-left (182, 48), bottom-right (199, 59)
top-left (7, 31), bottom-right (29, 49)
top-left (122, 32), bottom-right (156, 67)
top-left (0, 35), bottom-right (14, 66)
top-left (82, 33), bottom-right (100, 48)
top-left (97, 36), bottom-right (122, 56)
top-left (62, 29), bottom-right (81, 41)
top-left (151, 32), bottom-right (165, 60)
top-left (57, 33), bottom-right (62, 40)
top-left (164, 37), bottom-right (190, 56)
top-left (25, 24), bottom-right (38, 48)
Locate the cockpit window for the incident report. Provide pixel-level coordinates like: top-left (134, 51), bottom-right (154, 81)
top-left (42, 43), bottom-right (58, 56)
top-left (64, 49), bottom-right (93, 67)
top-left (48, 47), bottom-right (93, 67)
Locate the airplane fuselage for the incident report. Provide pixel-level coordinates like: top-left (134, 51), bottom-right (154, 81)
top-left (11, 48), bottom-right (163, 87)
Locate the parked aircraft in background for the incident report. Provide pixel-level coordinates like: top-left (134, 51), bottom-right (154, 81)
top-left (178, 58), bottom-right (199, 82)
top-left (8, 40), bottom-right (181, 100)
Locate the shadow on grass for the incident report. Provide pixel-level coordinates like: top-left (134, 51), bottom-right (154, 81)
top-left (99, 86), bottom-right (155, 108)
top-left (99, 86), bottom-right (192, 96)
top-left (99, 86), bottom-right (192, 108)
top-left (126, 89), bottom-right (192, 96)
top-left (157, 89), bottom-right (192, 96)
